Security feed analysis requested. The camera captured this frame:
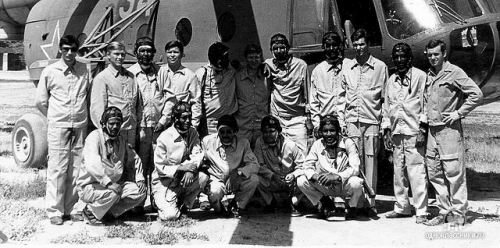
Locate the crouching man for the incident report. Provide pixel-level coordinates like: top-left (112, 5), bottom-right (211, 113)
top-left (201, 115), bottom-right (260, 218)
top-left (77, 107), bottom-right (147, 226)
top-left (254, 116), bottom-right (305, 215)
top-left (152, 102), bottom-right (208, 221)
top-left (297, 115), bottom-right (364, 220)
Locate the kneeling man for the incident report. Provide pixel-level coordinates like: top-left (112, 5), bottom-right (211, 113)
top-left (297, 115), bottom-right (364, 220)
top-left (152, 102), bottom-right (208, 221)
top-left (254, 115), bottom-right (305, 215)
top-left (202, 115), bottom-right (260, 217)
top-left (77, 107), bottom-right (147, 226)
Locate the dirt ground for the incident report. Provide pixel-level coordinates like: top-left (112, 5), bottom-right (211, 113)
top-left (1, 78), bottom-right (500, 247)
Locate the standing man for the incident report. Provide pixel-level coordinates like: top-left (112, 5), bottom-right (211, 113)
top-left (35, 35), bottom-right (91, 225)
top-left (153, 102), bottom-right (208, 221)
top-left (310, 31), bottom-right (348, 135)
top-left (201, 115), bottom-right (260, 218)
top-left (382, 43), bottom-right (428, 224)
top-left (77, 107), bottom-right (147, 226)
top-left (90, 41), bottom-right (143, 149)
top-left (128, 37), bottom-right (175, 211)
top-left (342, 29), bottom-right (388, 217)
top-left (234, 43), bottom-right (270, 148)
top-left (423, 39), bottom-right (483, 226)
top-left (157, 40), bottom-right (201, 129)
top-left (254, 115), bottom-right (305, 215)
top-left (195, 42), bottom-right (238, 136)
top-left (264, 33), bottom-right (312, 153)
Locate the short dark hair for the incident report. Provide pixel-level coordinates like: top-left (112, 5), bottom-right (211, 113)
top-left (59, 35), bottom-right (79, 48)
top-left (217, 114), bottom-right (238, 133)
top-left (100, 106), bottom-right (123, 127)
top-left (208, 42), bottom-right (229, 66)
top-left (243, 43), bottom-right (262, 58)
top-left (322, 31), bottom-right (343, 47)
top-left (164, 40), bottom-right (184, 54)
top-left (319, 115), bottom-right (341, 134)
top-left (171, 101), bottom-right (191, 120)
top-left (106, 41), bottom-right (126, 53)
top-left (134, 36), bottom-right (156, 54)
top-left (392, 42), bottom-right (413, 60)
top-left (270, 33), bottom-right (290, 50)
top-left (351, 28), bottom-right (369, 43)
top-left (261, 115), bottom-right (282, 133)
top-left (426, 39), bottom-right (446, 53)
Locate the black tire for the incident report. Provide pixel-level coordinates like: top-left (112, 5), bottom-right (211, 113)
top-left (11, 114), bottom-right (48, 169)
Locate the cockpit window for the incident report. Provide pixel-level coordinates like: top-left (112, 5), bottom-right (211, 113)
top-left (381, 0), bottom-right (440, 40)
top-left (431, 0), bottom-right (482, 23)
top-left (337, 0), bottom-right (381, 46)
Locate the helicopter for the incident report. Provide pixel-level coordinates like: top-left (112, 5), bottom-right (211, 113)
top-left (8, 0), bottom-right (500, 169)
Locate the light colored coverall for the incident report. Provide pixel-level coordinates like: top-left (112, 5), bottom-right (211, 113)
top-left (36, 59), bottom-right (91, 218)
top-left (152, 126), bottom-right (208, 220)
top-left (77, 129), bottom-right (146, 220)
top-left (157, 64), bottom-right (202, 128)
top-left (234, 67), bottom-right (271, 148)
top-left (90, 65), bottom-right (143, 148)
top-left (424, 61), bottom-right (483, 217)
top-left (264, 57), bottom-right (310, 152)
top-left (382, 67), bottom-right (428, 216)
top-left (297, 138), bottom-right (364, 208)
top-left (254, 134), bottom-right (305, 205)
top-left (342, 55), bottom-right (388, 207)
top-left (309, 59), bottom-right (350, 129)
top-left (201, 134), bottom-right (260, 210)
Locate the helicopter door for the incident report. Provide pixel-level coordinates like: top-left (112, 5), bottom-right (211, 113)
top-left (333, 0), bottom-right (382, 59)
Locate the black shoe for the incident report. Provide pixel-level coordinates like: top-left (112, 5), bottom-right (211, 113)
top-left (290, 204), bottom-right (303, 217)
top-left (318, 196), bottom-right (334, 219)
top-left (345, 208), bottom-right (359, 221)
top-left (50, 216), bottom-right (63, 225)
top-left (367, 207), bottom-right (378, 218)
top-left (82, 206), bottom-right (104, 226)
top-left (127, 206), bottom-right (145, 217)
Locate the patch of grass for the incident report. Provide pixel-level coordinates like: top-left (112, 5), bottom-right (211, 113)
top-left (51, 230), bottom-right (103, 244)
top-left (0, 173), bottom-right (46, 200)
top-left (158, 215), bottom-right (197, 228)
top-left (104, 217), bottom-right (208, 245)
top-left (0, 199), bottom-right (46, 241)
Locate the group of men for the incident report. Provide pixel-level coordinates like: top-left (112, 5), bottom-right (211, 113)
top-left (35, 26), bottom-right (483, 227)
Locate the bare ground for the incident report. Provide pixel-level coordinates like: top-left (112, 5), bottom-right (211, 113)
top-left (1, 80), bottom-right (500, 247)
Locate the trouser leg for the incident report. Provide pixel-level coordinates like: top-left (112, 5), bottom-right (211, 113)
top-left (297, 176), bottom-right (326, 206)
top-left (108, 181), bottom-right (147, 217)
top-left (343, 176), bottom-right (364, 208)
top-left (276, 116), bottom-right (308, 153)
top-left (206, 179), bottom-right (225, 212)
top-left (121, 129), bottom-right (137, 150)
top-left (405, 136), bottom-right (428, 216)
top-left (392, 134), bottom-right (411, 215)
top-left (427, 127), bottom-right (452, 215)
top-left (46, 127), bottom-right (71, 218)
top-left (347, 122), bottom-right (379, 207)
top-left (78, 183), bottom-right (120, 220)
top-left (233, 174), bottom-right (259, 209)
top-left (65, 127), bottom-right (86, 215)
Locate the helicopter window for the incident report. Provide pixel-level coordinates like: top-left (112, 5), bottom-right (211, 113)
top-left (217, 12), bottom-right (236, 42)
top-left (336, 0), bottom-right (381, 46)
top-left (175, 18), bottom-right (192, 46)
top-left (431, 0), bottom-right (482, 23)
top-left (381, 0), bottom-right (439, 40)
top-left (291, 0), bottom-right (335, 47)
top-left (481, 0), bottom-right (500, 13)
